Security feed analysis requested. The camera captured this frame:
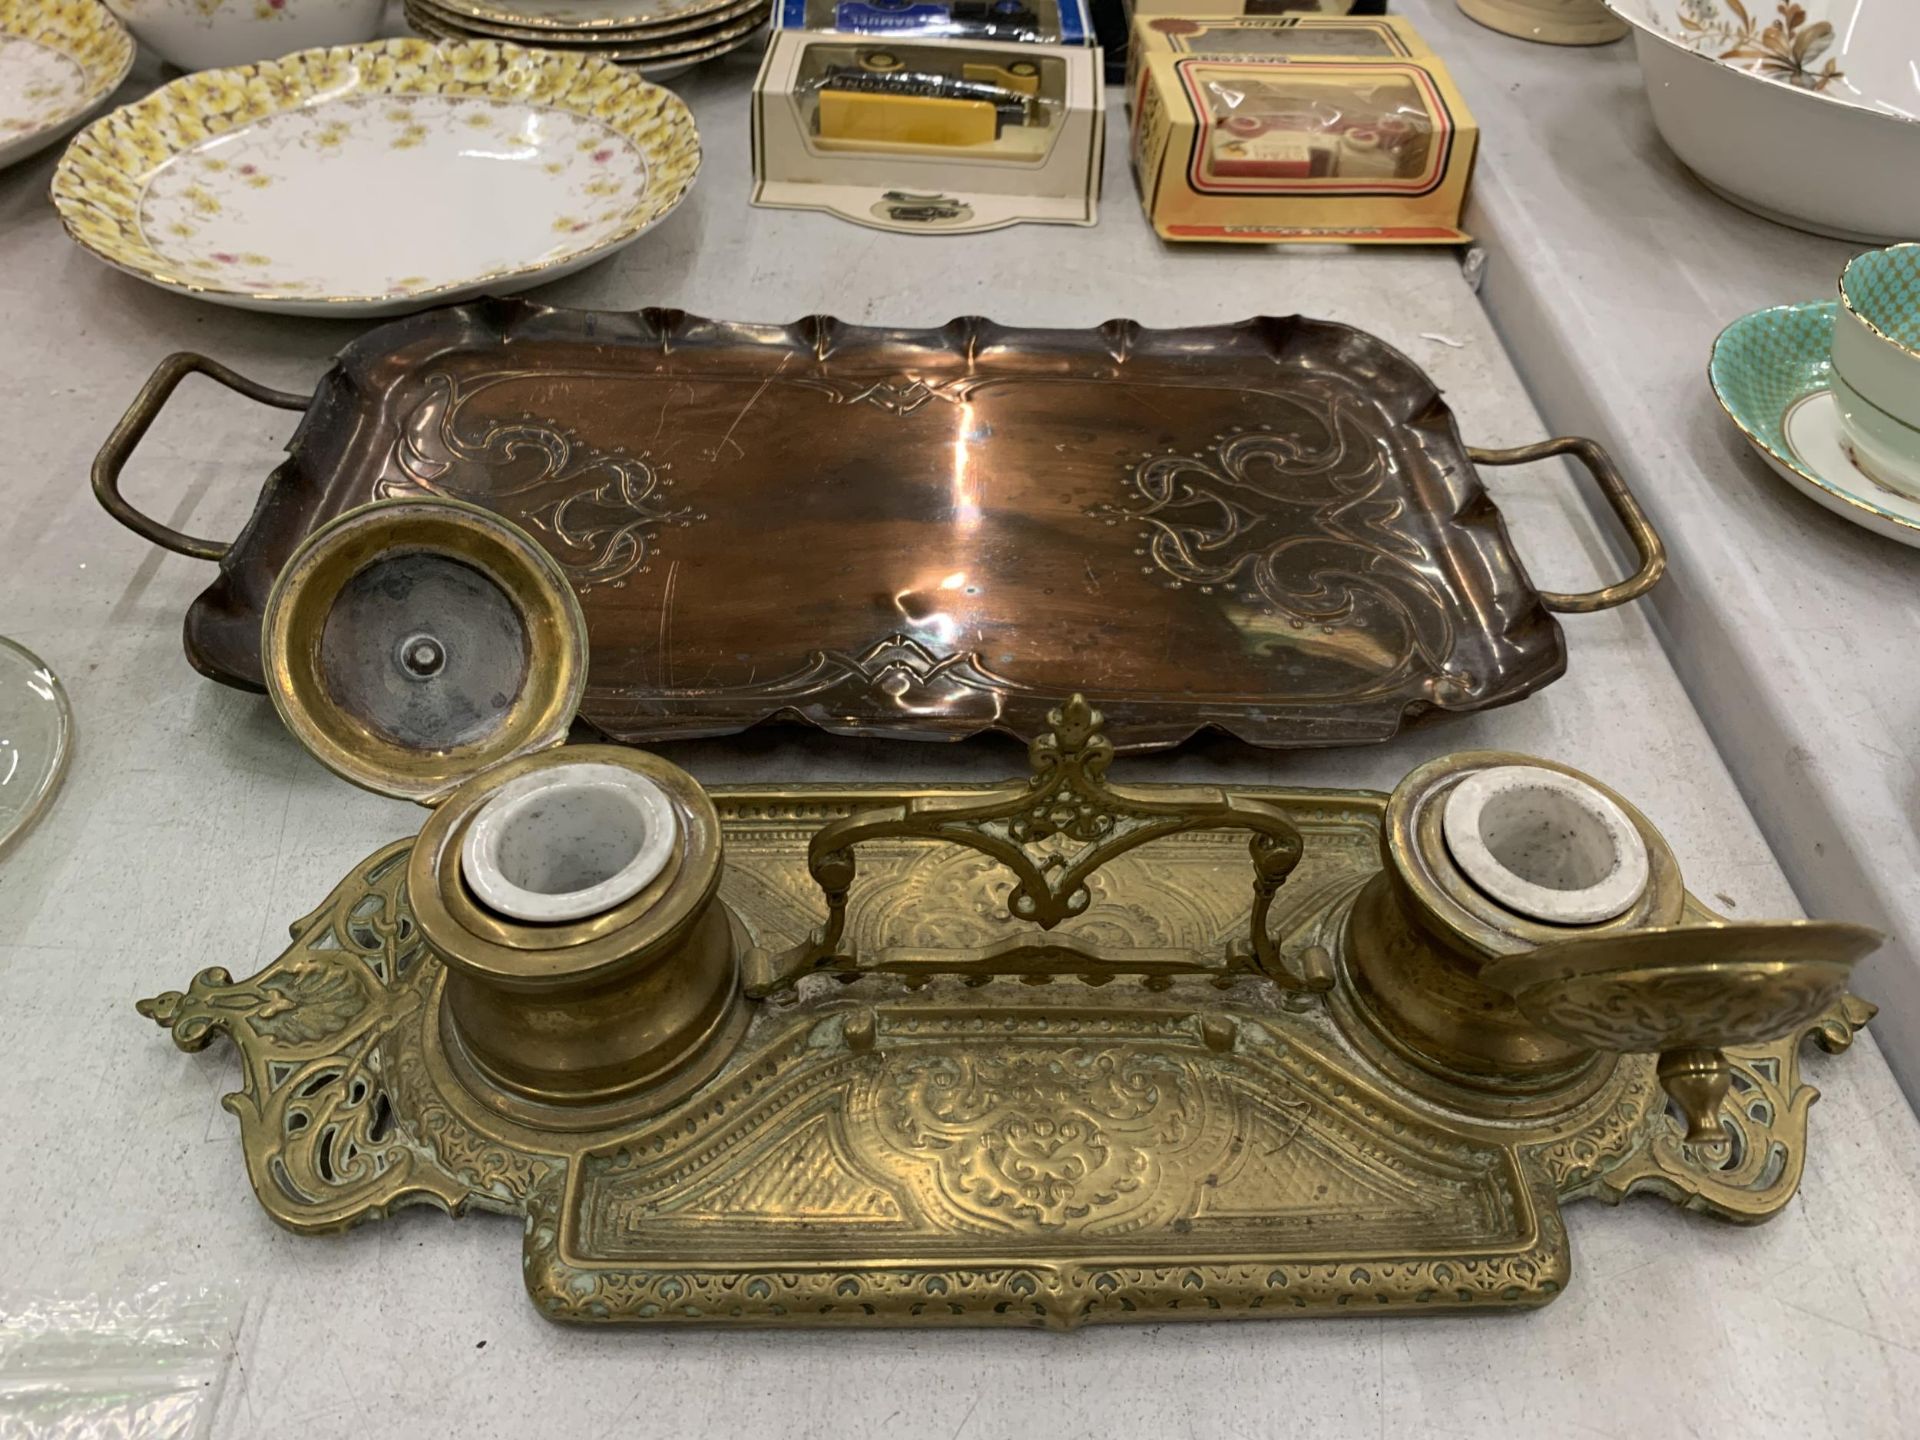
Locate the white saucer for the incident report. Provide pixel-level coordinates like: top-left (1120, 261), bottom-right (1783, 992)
top-left (1709, 301), bottom-right (1920, 550)
top-left (1779, 390), bottom-right (1920, 548)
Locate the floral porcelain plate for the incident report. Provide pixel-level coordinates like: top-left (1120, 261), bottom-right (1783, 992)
top-left (1710, 300), bottom-right (1920, 548)
top-left (0, 0), bottom-right (132, 171)
top-left (50, 39), bottom-right (700, 316)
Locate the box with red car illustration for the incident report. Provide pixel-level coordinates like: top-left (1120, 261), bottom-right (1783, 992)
top-left (1129, 15), bottom-right (1477, 244)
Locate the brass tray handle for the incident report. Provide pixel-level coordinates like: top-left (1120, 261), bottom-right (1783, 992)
top-left (94, 352), bottom-right (311, 562)
top-left (1468, 437), bottom-right (1667, 614)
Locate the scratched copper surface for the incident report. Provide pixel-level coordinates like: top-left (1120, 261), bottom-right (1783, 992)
top-left (170, 300), bottom-right (1571, 750)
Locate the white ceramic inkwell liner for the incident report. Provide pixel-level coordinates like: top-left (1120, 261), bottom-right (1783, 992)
top-left (1441, 764), bottom-right (1649, 926)
top-left (460, 761), bottom-right (680, 924)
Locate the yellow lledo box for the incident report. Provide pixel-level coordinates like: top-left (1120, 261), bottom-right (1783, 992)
top-left (1128, 15), bottom-right (1476, 244)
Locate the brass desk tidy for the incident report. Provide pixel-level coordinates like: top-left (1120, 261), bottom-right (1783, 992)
top-left (143, 501), bottom-right (1880, 1327)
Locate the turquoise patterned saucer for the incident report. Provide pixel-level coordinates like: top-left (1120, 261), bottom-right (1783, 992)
top-left (1709, 300), bottom-right (1920, 549)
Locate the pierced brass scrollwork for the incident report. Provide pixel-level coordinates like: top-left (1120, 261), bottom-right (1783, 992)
top-left (746, 697), bottom-right (1327, 997)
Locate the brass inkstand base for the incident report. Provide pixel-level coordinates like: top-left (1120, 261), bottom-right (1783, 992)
top-left (139, 500), bottom-right (1880, 1327)
top-left (142, 702), bottom-right (1878, 1327)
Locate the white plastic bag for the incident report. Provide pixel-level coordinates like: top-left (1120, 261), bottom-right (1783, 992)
top-left (0, 1283), bottom-right (241, 1440)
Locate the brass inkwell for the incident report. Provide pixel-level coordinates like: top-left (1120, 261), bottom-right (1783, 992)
top-left (143, 499), bottom-right (1883, 1327)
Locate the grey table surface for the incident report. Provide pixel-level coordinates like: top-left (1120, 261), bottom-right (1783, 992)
top-left (1394, 0), bottom-right (1920, 1102)
top-left (1, 35), bottom-right (1917, 1440)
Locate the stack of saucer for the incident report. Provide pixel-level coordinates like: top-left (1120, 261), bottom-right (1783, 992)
top-left (405, 0), bottom-right (772, 77)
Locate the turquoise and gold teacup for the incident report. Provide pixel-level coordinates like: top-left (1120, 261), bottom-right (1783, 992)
top-left (1833, 243), bottom-right (1920, 498)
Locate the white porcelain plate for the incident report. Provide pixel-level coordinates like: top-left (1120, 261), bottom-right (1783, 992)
top-left (51, 39), bottom-right (700, 315)
top-left (1779, 391), bottom-right (1920, 542)
top-left (0, 0), bottom-right (133, 171)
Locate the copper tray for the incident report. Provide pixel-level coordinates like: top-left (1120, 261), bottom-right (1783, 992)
top-left (94, 302), bottom-right (1663, 750)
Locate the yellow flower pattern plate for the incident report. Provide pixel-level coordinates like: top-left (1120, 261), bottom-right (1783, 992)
top-left (0, 0), bottom-right (133, 171)
top-left (51, 39), bottom-right (701, 315)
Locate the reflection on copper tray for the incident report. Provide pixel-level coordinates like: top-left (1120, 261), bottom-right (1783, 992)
top-left (93, 301), bottom-right (1664, 750)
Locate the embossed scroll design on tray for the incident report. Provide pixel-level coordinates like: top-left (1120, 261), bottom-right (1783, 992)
top-left (1088, 414), bottom-right (1456, 696)
top-left (643, 632), bottom-right (1033, 720)
top-left (139, 783), bottom-right (1871, 1326)
top-left (748, 697), bottom-right (1329, 996)
top-left (871, 1045), bottom-right (1222, 1230)
top-left (380, 372), bottom-right (704, 591)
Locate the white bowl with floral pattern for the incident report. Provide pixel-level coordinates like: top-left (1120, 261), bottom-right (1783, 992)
top-left (1600, 1), bottom-right (1920, 242)
top-left (0, 0), bottom-right (134, 170)
top-left (51, 38), bottom-right (701, 315)
top-left (102, 0), bottom-right (385, 72)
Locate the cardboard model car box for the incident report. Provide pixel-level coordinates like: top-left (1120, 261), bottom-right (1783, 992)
top-left (1128, 0), bottom-right (1386, 18)
top-left (776, 0), bottom-right (1095, 44)
top-left (1125, 13), bottom-right (1434, 95)
top-left (1129, 17), bottom-right (1476, 245)
top-left (754, 29), bottom-right (1105, 233)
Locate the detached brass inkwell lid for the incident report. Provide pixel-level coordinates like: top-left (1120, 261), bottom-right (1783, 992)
top-left (143, 499), bottom-right (1883, 1329)
top-left (261, 497), bottom-right (587, 804)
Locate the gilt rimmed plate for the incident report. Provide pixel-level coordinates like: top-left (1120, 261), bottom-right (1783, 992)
top-left (427, 0), bottom-right (739, 32)
top-left (0, 0), bottom-right (133, 171)
top-left (405, 5), bottom-right (766, 68)
top-left (1709, 300), bottom-right (1920, 548)
top-left (408, 2), bottom-right (768, 62)
top-left (410, 0), bottom-right (766, 42)
top-left (50, 38), bottom-right (700, 316)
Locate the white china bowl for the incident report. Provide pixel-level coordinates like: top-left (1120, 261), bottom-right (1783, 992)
top-left (102, 0), bottom-right (385, 72)
top-left (0, 0), bottom-right (134, 171)
top-left (1442, 765), bottom-right (1649, 925)
top-left (461, 762), bottom-right (680, 923)
top-left (1600, 1), bottom-right (1920, 242)
top-left (52, 38), bottom-right (701, 315)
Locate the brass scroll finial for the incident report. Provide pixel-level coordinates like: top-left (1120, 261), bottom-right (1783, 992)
top-left (747, 696), bottom-right (1327, 995)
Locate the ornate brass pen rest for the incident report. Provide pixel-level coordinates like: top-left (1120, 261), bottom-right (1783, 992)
top-left (141, 501), bottom-right (1880, 1328)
